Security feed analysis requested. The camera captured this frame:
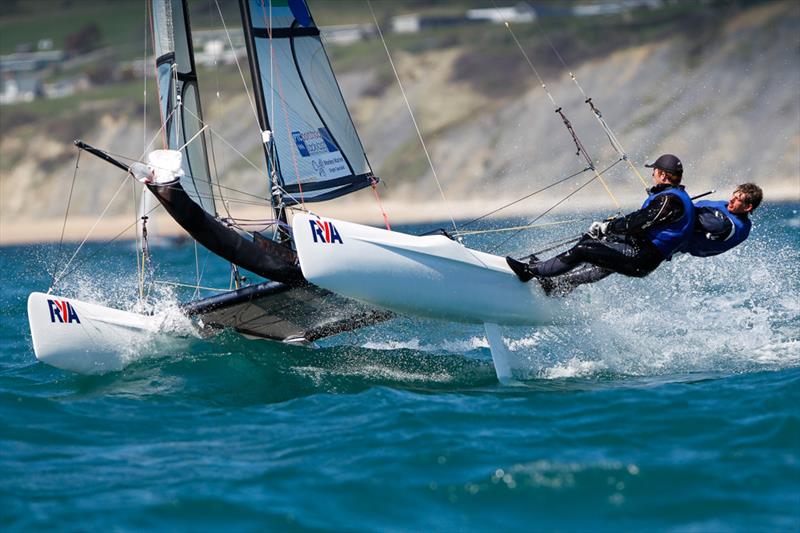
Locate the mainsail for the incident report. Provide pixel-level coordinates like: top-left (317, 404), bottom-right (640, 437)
top-left (240, 0), bottom-right (377, 205)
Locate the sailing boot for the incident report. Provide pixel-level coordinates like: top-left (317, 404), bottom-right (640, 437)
top-left (506, 255), bottom-right (557, 296)
top-left (506, 256), bottom-right (535, 282)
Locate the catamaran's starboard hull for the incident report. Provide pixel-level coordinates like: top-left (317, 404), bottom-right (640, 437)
top-left (28, 292), bottom-right (165, 374)
top-left (293, 214), bottom-right (559, 326)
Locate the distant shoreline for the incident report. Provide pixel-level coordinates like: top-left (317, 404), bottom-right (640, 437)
top-left (2, 189), bottom-right (798, 246)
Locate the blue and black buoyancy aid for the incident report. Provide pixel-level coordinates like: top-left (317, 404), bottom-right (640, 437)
top-left (640, 186), bottom-right (694, 259)
top-left (686, 200), bottom-right (751, 257)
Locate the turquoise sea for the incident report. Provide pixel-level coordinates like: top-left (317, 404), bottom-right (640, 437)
top-left (2, 203), bottom-right (799, 531)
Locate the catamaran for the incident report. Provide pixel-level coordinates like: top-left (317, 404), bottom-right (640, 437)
top-left (29, 0), bottom-right (637, 382)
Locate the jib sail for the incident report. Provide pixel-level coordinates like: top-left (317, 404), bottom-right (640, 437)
top-left (151, 0), bottom-right (216, 215)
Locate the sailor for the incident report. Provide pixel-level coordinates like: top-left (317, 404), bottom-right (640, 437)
top-left (506, 154), bottom-right (694, 293)
top-left (681, 183), bottom-right (762, 257)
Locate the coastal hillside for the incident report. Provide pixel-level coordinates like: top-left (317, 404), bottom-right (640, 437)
top-left (1, 0), bottom-right (798, 240)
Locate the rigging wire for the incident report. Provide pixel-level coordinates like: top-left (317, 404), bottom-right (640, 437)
top-left (137, 0), bottom-right (150, 302)
top-left (533, 20), bottom-right (649, 190)
top-left (176, 124), bottom-right (209, 153)
top-left (50, 150), bottom-right (82, 291)
top-left (488, 157), bottom-right (624, 254)
top-left (491, 1), bottom-right (621, 209)
top-left (51, 202), bottom-right (164, 291)
top-left (177, 105), bottom-right (306, 208)
top-left (206, 4), bottom-right (236, 225)
top-left (458, 165), bottom-right (591, 230)
top-left (134, 180), bottom-right (143, 302)
top-left (75, 141), bottom-right (274, 208)
top-left (213, 0), bottom-right (261, 128)
top-left (154, 280), bottom-right (231, 293)
top-left (454, 217), bottom-right (588, 237)
top-left (49, 173), bottom-right (134, 292)
top-left (367, 0), bottom-right (458, 234)
top-left (255, 2), bottom-right (307, 208)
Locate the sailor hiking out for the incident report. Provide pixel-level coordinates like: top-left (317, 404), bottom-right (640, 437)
top-left (682, 183), bottom-right (762, 257)
top-left (507, 154), bottom-right (695, 294)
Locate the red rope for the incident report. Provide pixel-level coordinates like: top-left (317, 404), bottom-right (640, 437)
top-left (370, 178), bottom-right (391, 231)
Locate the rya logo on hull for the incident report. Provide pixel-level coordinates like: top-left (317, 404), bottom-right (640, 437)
top-left (47, 299), bottom-right (81, 324)
top-left (309, 219), bottom-right (343, 244)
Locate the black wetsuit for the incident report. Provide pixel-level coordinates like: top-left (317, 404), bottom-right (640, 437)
top-left (531, 184), bottom-right (690, 292)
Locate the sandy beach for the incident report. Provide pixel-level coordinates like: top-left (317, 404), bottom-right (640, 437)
top-left (2, 183), bottom-right (797, 246)
top-left (0, 194), bottom-right (613, 246)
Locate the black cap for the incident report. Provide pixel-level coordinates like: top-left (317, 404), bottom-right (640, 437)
top-left (645, 154), bottom-right (683, 176)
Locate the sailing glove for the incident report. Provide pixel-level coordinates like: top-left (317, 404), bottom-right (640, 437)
top-left (587, 221), bottom-right (609, 239)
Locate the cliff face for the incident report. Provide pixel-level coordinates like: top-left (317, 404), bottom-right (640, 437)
top-left (1, 1), bottom-right (798, 227)
top-left (352, 0), bottom-right (800, 208)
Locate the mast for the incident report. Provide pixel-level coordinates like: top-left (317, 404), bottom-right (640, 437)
top-left (238, 0), bottom-right (286, 228)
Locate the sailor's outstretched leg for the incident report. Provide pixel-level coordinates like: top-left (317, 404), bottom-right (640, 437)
top-left (505, 255), bottom-right (557, 295)
top-left (547, 264), bottom-right (614, 296)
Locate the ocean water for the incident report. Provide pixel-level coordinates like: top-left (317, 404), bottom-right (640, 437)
top-left (1, 203), bottom-right (799, 531)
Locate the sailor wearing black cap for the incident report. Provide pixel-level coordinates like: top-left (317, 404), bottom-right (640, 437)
top-left (507, 154), bottom-right (695, 295)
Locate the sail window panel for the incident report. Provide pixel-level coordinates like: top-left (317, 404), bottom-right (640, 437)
top-left (247, 0), bottom-right (297, 30)
top-left (180, 83), bottom-right (216, 215)
top-left (156, 60), bottom-right (175, 143)
top-left (151, 0), bottom-right (193, 74)
top-left (152, 0), bottom-right (175, 58)
top-left (169, 0), bottom-right (193, 74)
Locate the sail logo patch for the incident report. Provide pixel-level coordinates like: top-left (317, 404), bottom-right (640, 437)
top-left (309, 220), bottom-right (343, 244)
top-left (292, 128), bottom-right (349, 180)
top-left (47, 299), bottom-right (81, 324)
top-left (292, 128), bottom-right (338, 157)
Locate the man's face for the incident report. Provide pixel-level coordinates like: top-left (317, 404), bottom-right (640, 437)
top-left (652, 168), bottom-right (671, 185)
top-left (728, 191), bottom-right (752, 215)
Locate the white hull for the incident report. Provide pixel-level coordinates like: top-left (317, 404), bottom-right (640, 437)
top-left (28, 292), bottom-right (163, 374)
top-left (293, 214), bottom-right (559, 326)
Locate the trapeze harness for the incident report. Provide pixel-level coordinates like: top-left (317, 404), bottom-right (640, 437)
top-left (683, 200), bottom-right (751, 257)
top-left (640, 185), bottom-right (695, 260)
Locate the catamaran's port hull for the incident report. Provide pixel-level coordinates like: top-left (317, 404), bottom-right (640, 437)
top-left (27, 292), bottom-right (169, 374)
top-left (28, 286), bottom-right (393, 375)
